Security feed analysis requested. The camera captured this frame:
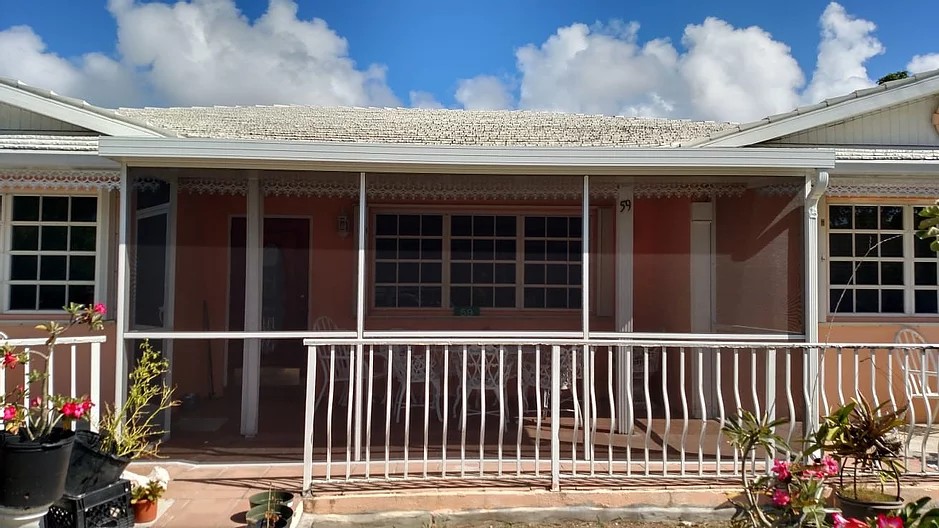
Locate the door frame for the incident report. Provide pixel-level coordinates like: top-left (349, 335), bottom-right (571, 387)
top-left (690, 201), bottom-right (717, 418)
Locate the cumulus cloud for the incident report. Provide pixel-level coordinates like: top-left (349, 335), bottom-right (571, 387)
top-left (409, 90), bottom-right (444, 109)
top-left (908, 53), bottom-right (939, 74)
top-left (802, 2), bottom-right (883, 104)
top-left (0, 25), bottom-right (140, 107)
top-left (454, 75), bottom-right (513, 110)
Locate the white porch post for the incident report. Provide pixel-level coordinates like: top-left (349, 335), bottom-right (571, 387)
top-left (353, 171), bottom-right (366, 460)
top-left (614, 183), bottom-right (634, 433)
top-left (803, 170), bottom-right (828, 441)
top-left (241, 172), bottom-right (263, 437)
top-left (114, 164), bottom-right (130, 412)
top-left (580, 175), bottom-right (592, 458)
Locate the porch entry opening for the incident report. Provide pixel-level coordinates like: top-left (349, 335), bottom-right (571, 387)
top-left (229, 217), bottom-right (310, 435)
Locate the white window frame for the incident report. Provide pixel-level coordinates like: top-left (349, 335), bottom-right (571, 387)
top-left (824, 202), bottom-right (939, 317)
top-left (0, 190), bottom-right (108, 315)
top-left (369, 205), bottom-right (594, 312)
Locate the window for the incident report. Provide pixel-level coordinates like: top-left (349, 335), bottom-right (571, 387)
top-left (373, 212), bottom-right (583, 310)
top-left (827, 204), bottom-right (939, 315)
top-left (3, 195), bottom-right (98, 311)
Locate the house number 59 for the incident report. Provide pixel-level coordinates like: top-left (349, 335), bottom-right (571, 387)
top-left (619, 200), bottom-right (632, 213)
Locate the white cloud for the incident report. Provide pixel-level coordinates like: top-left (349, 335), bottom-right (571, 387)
top-left (908, 53), bottom-right (939, 74)
top-left (802, 2), bottom-right (883, 104)
top-left (454, 75), bottom-right (513, 110)
top-left (0, 25), bottom-right (140, 107)
top-left (409, 90), bottom-right (444, 109)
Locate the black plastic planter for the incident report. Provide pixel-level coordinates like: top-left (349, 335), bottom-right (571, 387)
top-left (0, 428), bottom-right (75, 510)
top-left (64, 430), bottom-right (131, 496)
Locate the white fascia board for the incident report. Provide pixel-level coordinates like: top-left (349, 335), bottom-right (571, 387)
top-left (696, 78), bottom-right (939, 148)
top-left (0, 83), bottom-right (165, 138)
top-left (99, 137), bottom-right (835, 174)
top-left (832, 160), bottom-right (939, 176)
top-left (0, 152), bottom-right (121, 170)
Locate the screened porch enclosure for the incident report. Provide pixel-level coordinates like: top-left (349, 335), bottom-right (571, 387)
top-left (119, 168), bottom-right (809, 461)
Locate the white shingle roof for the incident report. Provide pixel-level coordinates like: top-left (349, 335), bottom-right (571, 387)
top-left (835, 148), bottom-right (939, 161)
top-left (0, 134), bottom-right (99, 152)
top-left (115, 105), bottom-right (735, 147)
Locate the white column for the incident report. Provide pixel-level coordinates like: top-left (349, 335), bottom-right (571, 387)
top-left (114, 164), bottom-right (130, 412)
top-left (353, 172), bottom-right (366, 459)
top-left (804, 171), bottom-right (828, 439)
top-left (614, 183), bottom-right (634, 433)
top-left (241, 172), bottom-right (263, 437)
top-left (580, 175), bottom-right (592, 457)
top-left (690, 201), bottom-right (715, 418)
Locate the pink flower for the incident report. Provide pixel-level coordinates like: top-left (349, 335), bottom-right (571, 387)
top-left (833, 513), bottom-right (871, 528)
top-left (92, 303), bottom-right (106, 316)
top-left (802, 468), bottom-right (826, 479)
top-left (2, 405), bottom-right (16, 421)
top-left (79, 399), bottom-right (94, 415)
top-left (822, 455), bottom-right (840, 477)
top-left (60, 401), bottom-right (85, 419)
top-left (2, 352), bottom-right (18, 368)
top-left (772, 459), bottom-right (791, 481)
top-left (771, 488), bottom-right (791, 506)
top-left (876, 514), bottom-right (903, 528)
top-left (30, 396), bottom-right (42, 408)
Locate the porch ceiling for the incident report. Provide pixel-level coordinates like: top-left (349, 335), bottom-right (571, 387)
top-left (100, 137), bottom-right (835, 176)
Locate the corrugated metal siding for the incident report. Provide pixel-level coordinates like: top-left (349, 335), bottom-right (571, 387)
top-left (767, 95), bottom-right (939, 146)
top-left (0, 102), bottom-right (90, 133)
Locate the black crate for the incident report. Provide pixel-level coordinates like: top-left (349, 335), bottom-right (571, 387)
top-left (46, 479), bottom-right (133, 528)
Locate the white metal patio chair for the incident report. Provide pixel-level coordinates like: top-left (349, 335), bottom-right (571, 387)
top-left (895, 327), bottom-right (939, 428)
top-left (451, 345), bottom-right (518, 421)
top-left (390, 346), bottom-right (443, 423)
top-left (311, 316), bottom-right (386, 411)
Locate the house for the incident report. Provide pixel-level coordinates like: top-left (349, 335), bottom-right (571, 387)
top-left (1, 69), bottom-right (938, 495)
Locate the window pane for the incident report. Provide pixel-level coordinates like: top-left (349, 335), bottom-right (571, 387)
top-left (451, 263), bottom-right (471, 283)
top-left (12, 196), bottom-right (40, 221)
top-left (398, 286), bottom-right (420, 307)
top-left (41, 197), bottom-right (69, 221)
top-left (41, 226), bottom-right (67, 250)
top-left (473, 239), bottom-right (494, 260)
top-left (855, 289), bottom-right (878, 312)
top-left (546, 264), bottom-right (567, 285)
top-left (473, 286), bottom-right (493, 308)
top-left (472, 262), bottom-right (493, 283)
top-left (422, 215), bottom-right (442, 236)
top-left (569, 217), bottom-right (582, 236)
top-left (524, 288), bottom-right (545, 308)
top-left (569, 264), bottom-right (582, 285)
top-left (569, 240), bottom-right (582, 261)
top-left (829, 234), bottom-right (852, 257)
top-left (70, 197), bottom-right (97, 222)
top-left (525, 217), bottom-right (545, 238)
top-left (420, 286), bottom-right (441, 307)
top-left (915, 236), bottom-right (936, 258)
top-left (546, 240), bottom-right (567, 261)
top-left (495, 239), bottom-right (515, 260)
top-left (569, 288), bottom-right (582, 309)
top-left (829, 261), bottom-right (853, 285)
top-left (881, 290), bottom-right (904, 313)
top-left (451, 239), bottom-right (471, 260)
top-left (855, 206), bottom-right (877, 229)
top-left (11, 226), bottom-right (39, 250)
top-left (855, 262), bottom-right (877, 285)
top-left (881, 262), bottom-right (903, 285)
top-left (375, 238), bottom-right (397, 259)
top-left (375, 262), bottom-right (396, 283)
top-left (451, 216), bottom-right (472, 237)
top-left (70, 226), bottom-right (97, 251)
top-left (830, 289), bottom-right (852, 313)
top-left (38, 285), bottom-right (66, 310)
top-left (421, 238), bottom-right (442, 259)
top-left (67, 285), bottom-right (95, 307)
top-left (880, 235), bottom-right (903, 257)
top-left (10, 255), bottom-right (37, 281)
top-left (545, 288), bottom-right (568, 308)
top-left (495, 216), bottom-right (516, 237)
top-left (398, 215), bottom-right (420, 236)
top-left (494, 287), bottom-right (515, 307)
top-left (450, 286), bottom-right (470, 307)
top-left (829, 206), bottom-right (852, 229)
top-left (494, 263), bottom-right (515, 284)
top-left (375, 286), bottom-right (396, 307)
top-left (421, 263), bottom-right (441, 283)
top-left (398, 262), bottom-right (419, 283)
top-left (399, 238), bottom-right (420, 259)
top-left (40, 255), bottom-right (67, 280)
top-left (69, 256), bottom-right (96, 281)
top-left (880, 206), bottom-right (903, 230)
top-left (9, 285), bottom-right (36, 310)
top-left (524, 240), bottom-right (545, 261)
top-left (473, 215), bottom-right (494, 236)
top-left (376, 215), bottom-right (397, 236)
top-left (546, 217), bottom-right (568, 238)
top-left (915, 290), bottom-right (938, 314)
top-left (915, 262), bottom-right (938, 286)
top-left (854, 234), bottom-right (877, 257)
top-left (524, 263), bottom-right (545, 285)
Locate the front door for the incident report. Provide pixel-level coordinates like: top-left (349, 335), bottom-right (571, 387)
top-left (229, 217), bottom-right (310, 433)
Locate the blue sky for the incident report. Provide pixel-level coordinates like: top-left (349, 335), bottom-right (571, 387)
top-left (1, 0), bottom-right (937, 122)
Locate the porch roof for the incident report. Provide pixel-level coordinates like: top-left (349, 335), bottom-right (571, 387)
top-left (98, 137), bottom-right (835, 175)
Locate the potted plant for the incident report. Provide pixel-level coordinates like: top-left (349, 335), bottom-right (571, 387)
top-left (64, 339), bottom-right (178, 496)
top-left (0, 303), bottom-right (103, 524)
top-left (129, 469), bottom-right (169, 524)
top-left (809, 397), bottom-right (908, 520)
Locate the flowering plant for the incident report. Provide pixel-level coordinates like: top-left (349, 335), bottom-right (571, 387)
top-left (1, 303), bottom-right (105, 441)
top-left (127, 467), bottom-right (170, 504)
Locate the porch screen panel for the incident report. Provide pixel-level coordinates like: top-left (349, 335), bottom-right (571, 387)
top-left (5, 195), bottom-right (97, 311)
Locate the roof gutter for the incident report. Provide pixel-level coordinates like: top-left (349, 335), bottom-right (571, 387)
top-left (98, 137), bottom-right (835, 175)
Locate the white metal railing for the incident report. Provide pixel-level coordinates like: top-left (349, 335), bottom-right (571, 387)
top-left (0, 334), bottom-right (108, 432)
top-left (300, 336), bottom-right (939, 491)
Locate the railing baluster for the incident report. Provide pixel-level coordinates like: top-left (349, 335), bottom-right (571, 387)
top-left (404, 345), bottom-right (412, 479)
top-left (365, 345), bottom-right (374, 480)
top-left (570, 347), bottom-right (580, 476)
top-left (588, 345), bottom-right (598, 476)
top-left (497, 345), bottom-right (505, 477)
top-left (516, 346), bottom-right (523, 477)
top-left (460, 345), bottom-right (468, 479)
top-left (784, 348), bottom-right (795, 454)
top-left (661, 347), bottom-right (670, 477)
top-left (345, 345), bottom-right (356, 480)
top-left (326, 345), bottom-right (335, 480)
top-left (642, 346), bottom-right (652, 476)
top-left (479, 345), bottom-right (487, 478)
top-left (534, 344), bottom-right (543, 478)
top-left (820, 346), bottom-right (829, 415)
top-left (607, 345), bottom-right (615, 476)
top-left (442, 345), bottom-right (450, 478)
top-left (384, 344), bottom-right (393, 480)
top-left (423, 345), bottom-right (430, 479)
top-left (715, 347), bottom-right (725, 477)
top-left (733, 348), bottom-right (741, 475)
top-left (853, 346), bottom-right (862, 403)
top-left (695, 346), bottom-right (707, 477)
top-left (89, 341), bottom-right (101, 432)
top-left (679, 347), bottom-right (688, 476)
top-left (836, 348), bottom-right (845, 406)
